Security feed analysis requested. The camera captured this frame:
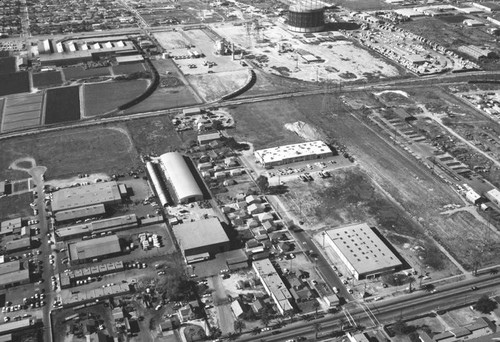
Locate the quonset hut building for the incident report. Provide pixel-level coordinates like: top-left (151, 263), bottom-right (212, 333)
top-left (159, 152), bottom-right (203, 204)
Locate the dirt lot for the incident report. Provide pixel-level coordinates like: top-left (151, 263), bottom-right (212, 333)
top-left (186, 70), bottom-right (250, 102)
top-left (0, 125), bottom-right (141, 180)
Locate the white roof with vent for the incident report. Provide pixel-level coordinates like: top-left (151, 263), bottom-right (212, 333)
top-left (325, 223), bottom-right (402, 276)
top-left (254, 140), bottom-right (331, 165)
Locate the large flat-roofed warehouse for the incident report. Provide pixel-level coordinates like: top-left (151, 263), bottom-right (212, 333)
top-left (54, 204), bottom-right (106, 223)
top-left (172, 218), bottom-right (230, 263)
top-left (68, 235), bottom-right (121, 265)
top-left (0, 261), bottom-right (30, 289)
top-left (254, 141), bottom-right (333, 168)
top-left (159, 152), bottom-right (203, 204)
top-left (51, 181), bottom-right (122, 212)
top-left (253, 258), bottom-right (293, 315)
top-left (324, 223), bottom-right (402, 280)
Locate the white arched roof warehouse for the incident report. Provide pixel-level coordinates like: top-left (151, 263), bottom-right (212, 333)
top-left (159, 152), bottom-right (203, 204)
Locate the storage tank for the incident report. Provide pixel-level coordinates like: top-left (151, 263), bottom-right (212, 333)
top-left (287, 0), bottom-right (325, 33)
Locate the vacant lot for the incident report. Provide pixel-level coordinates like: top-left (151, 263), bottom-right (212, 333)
top-left (229, 91), bottom-right (500, 270)
top-left (63, 66), bottom-right (111, 80)
top-left (0, 192), bottom-right (32, 220)
top-left (32, 71), bottom-right (63, 88)
top-left (83, 80), bottom-right (150, 117)
top-left (45, 86), bottom-right (81, 124)
top-left (112, 63), bottom-right (146, 75)
top-left (186, 70), bottom-right (249, 102)
top-left (0, 125), bottom-right (140, 180)
top-left (0, 72), bottom-right (30, 96)
top-left (125, 115), bottom-right (194, 155)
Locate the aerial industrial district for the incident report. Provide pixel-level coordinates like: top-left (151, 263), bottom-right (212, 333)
top-left (2, 0), bottom-right (500, 341)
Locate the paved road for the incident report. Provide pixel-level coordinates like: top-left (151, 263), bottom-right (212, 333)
top-left (26, 166), bottom-right (55, 342)
top-left (236, 273), bottom-right (500, 342)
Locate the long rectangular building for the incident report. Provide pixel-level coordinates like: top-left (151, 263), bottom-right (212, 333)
top-left (55, 214), bottom-right (137, 241)
top-left (51, 181), bottom-right (122, 212)
top-left (0, 218), bottom-right (21, 236)
top-left (254, 141), bottom-right (333, 168)
top-left (68, 235), bottom-right (121, 265)
top-left (5, 238), bottom-right (31, 253)
top-left (54, 204), bottom-right (106, 223)
top-left (252, 259), bottom-right (293, 315)
top-left (325, 223), bottom-right (402, 280)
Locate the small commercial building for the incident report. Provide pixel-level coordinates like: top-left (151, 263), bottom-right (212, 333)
top-left (253, 258), bottom-right (293, 315)
top-left (172, 218), bottom-right (230, 263)
top-left (159, 152), bottom-right (204, 204)
top-left (51, 181), bottom-right (122, 212)
top-left (5, 238), bottom-right (31, 253)
top-left (0, 218), bottom-right (21, 236)
top-left (68, 235), bottom-right (121, 265)
top-left (254, 141), bottom-right (333, 168)
top-left (183, 107), bottom-right (201, 116)
top-left (198, 132), bottom-right (222, 145)
top-left (485, 188), bottom-right (500, 207)
top-left (324, 223), bottom-right (402, 280)
top-left (54, 204), bottom-right (106, 223)
top-left (0, 270), bottom-right (30, 289)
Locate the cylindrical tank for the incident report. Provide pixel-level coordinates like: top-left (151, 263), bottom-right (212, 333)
top-left (287, 1), bottom-right (325, 33)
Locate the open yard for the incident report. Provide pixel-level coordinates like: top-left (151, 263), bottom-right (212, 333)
top-left (83, 79), bottom-right (150, 117)
top-left (112, 63), bottom-right (146, 76)
top-left (0, 124), bottom-right (140, 180)
top-left (45, 86), bottom-right (81, 124)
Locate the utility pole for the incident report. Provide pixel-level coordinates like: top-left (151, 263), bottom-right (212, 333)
top-left (322, 231), bottom-right (326, 248)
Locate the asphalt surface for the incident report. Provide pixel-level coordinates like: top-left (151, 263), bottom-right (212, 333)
top-left (29, 168), bottom-right (55, 342)
top-left (236, 273), bottom-right (500, 342)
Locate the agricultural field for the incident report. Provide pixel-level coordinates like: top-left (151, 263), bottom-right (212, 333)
top-left (0, 72), bottom-right (30, 96)
top-left (0, 124), bottom-right (141, 180)
top-left (186, 70), bottom-right (249, 102)
top-left (123, 58), bottom-right (201, 114)
top-left (112, 63), bottom-right (146, 75)
top-left (1, 93), bottom-right (43, 132)
top-left (83, 79), bottom-right (150, 117)
top-left (45, 86), bottom-right (81, 124)
top-left (63, 66), bottom-right (111, 80)
top-left (0, 56), bottom-right (16, 73)
top-left (32, 70), bottom-right (63, 88)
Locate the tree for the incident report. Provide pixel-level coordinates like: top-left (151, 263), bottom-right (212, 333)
top-left (261, 313), bottom-right (271, 327)
top-left (255, 175), bottom-right (269, 193)
top-left (421, 283), bottom-right (435, 293)
top-left (392, 319), bottom-right (415, 335)
top-left (407, 276), bottom-right (416, 293)
top-left (474, 295), bottom-right (498, 314)
top-left (314, 323), bottom-right (322, 339)
top-left (313, 301), bottom-right (321, 318)
top-left (234, 319), bottom-right (246, 334)
top-left (227, 332), bottom-right (238, 341)
top-left (251, 327), bottom-right (261, 335)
